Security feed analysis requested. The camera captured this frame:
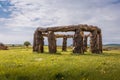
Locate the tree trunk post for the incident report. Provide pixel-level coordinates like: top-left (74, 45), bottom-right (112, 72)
top-left (48, 31), bottom-right (57, 53)
top-left (38, 31), bottom-right (44, 53)
top-left (62, 37), bottom-right (67, 51)
top-left (33, 30), bottom-right (44, 53)
top-left (98, 32), bottom-right (103, 53)
top-left (83, 35), bottom-right (88, 52)
top-left (90, 30), bottom-right (99, 53)
top-left (73, 29), bottom-right (84, 54)
top-left (33, 30), bottom-right (37, 52)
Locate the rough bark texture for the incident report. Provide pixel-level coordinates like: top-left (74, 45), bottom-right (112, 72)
top-left (90, 30), bottom-right (99, 53)
top-left (33, 31), bottom-right (44, 53)
top-left (98, 32), bottom-right (103, 53)
top-left (33, 31), bottom-right (37, 52)
top-left (43, 33), bottom-right (73, 38)
top-left (48, 31), bottom-right (56, 53)
top-left (83, 35), bottom-right (88, 52)
top-left (37, 24), bottom-right (101, 33)
top-left (33, 24), bottom-right (102, 54)
top-left (62, 37), bottom-right (67, 51)
top-left (73, 29), bottom-right (84, 54)
top-left (38, 32), bottom-right (44, 53)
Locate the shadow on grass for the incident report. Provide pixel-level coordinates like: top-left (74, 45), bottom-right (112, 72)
top-left (33, 51), bottom-right (62, 55)
top-left (100, 52), bottom-right (120, 57)
top-left (33, 50), bottom-right (120, 58)
top-left (54, 72), bottom-right (64, 80)
top-left (16, 75), bottom-right (29, 80)
top-left (82, 51), bottom-right (120, 58)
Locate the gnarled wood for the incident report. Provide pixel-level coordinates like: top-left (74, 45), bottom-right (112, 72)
top-left (43, 33), bottom-right (73, 38)
top-left (98, 32), bottom-right (103, 53)
top-left (33, 24), bottom-right (102, 54)
top-left (37, 24), bottom-right (101, 32)
top-left (33, 31), bottom-right (37, 52)
top-left (48, 31), bottom-right (56, 53)
top-left (33, 31), bottom-right (44, 53)
top-left (73, 29), bottom-right (84, 54)
top-left (90, 30), bottom-right (99, 53)
top-left (62, 37), bottom-right (67, 51)
top-left (83, 35), bottom-right (88, 52)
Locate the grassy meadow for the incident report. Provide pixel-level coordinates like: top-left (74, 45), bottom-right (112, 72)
top-left (0, 46), bottom-right (120, 80)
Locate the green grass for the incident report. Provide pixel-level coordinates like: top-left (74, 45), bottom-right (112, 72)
top-left (0, 47), bottom-right (120, 80)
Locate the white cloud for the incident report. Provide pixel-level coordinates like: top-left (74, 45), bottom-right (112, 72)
top-left (0, 32), bottom-right (32, 44)
top-left (0, 0), bottom-right (120, 44)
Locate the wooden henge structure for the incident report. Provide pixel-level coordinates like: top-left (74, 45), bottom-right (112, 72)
top-left (33, 24), bottom-right (102, 54)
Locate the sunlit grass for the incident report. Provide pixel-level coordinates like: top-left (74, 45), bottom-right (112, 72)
top-left (0, 46), bottom-right (120, 80)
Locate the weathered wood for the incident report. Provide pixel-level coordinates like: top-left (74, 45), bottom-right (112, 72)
top-left (38, 32), bottom-right (44, 53)
top-left (48, 31), bottom-right (56, 53)
top-left (62, 37), bottom-right (67, 51)
top-left (33, 30), bottom-right (39, 52)
top-left (42, 33), bottom-right (73, 38)
top-left (55, 34), bottom-right (73, 38)
top-left (73, 29), bottom-right (84, 54)
top-left (33, 24), bottom-right (102, 54)
top-left (98, 32), bottom-right (103, 53)
top-left (37, 24), bottom-right (101, 32)
top-left (83, 35), bottom-right (88, 52)
top-left (90, 30), bottom-right (99, 53)
top-left (33, 31), bottom-right (44, 53)
top-left (33, 31), bottom-right (37, 52)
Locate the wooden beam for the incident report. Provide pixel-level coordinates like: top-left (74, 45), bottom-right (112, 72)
top-left (42, 33), bottom-right (73, 38)
top-left (37, 24), bottom-right (101, 33)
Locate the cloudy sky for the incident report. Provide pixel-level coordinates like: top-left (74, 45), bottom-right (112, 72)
top-left (0, 0), bottom-right (120, 45)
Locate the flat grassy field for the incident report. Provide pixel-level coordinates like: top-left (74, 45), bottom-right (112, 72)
top-left (0, 46), bottom-right (120, 80)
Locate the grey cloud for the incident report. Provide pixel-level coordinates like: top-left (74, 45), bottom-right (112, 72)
top-left (0, 0), bottom-right (120, 44)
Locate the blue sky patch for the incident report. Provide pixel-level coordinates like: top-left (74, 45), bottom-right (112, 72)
top-left (0, 0), bottom-right (13, 18)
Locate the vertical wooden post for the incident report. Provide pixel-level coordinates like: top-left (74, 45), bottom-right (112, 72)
top-left (33, 31), bottom-right (36, 52)
top-left (83, 35), bottom-right (88, 52)
top-left (33, 30), bottom-right (44, 53)
top-left (38, 31), bottom-right (44, 53)
top-left (98, 32), bottom-right (103, 53)
top-left (62, 37), bottom-right (67, 51)
top-left (33, 31), bottom-right (37, 52)
top-left (90, 30), bottom-right (99, 53)
top-left (73, 29), bottom-right (84, 54)
top-left (38, 32), bottom-right (44, 53)
top-left (48, 31), bottom-right (56, 53)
